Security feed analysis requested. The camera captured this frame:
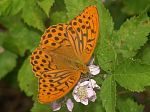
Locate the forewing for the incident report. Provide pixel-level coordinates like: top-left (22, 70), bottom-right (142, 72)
top-left (40, 24), bottom-right (80, 62)
top-left (66, 6), bottom-right (99, 64)
top-left (40, 24), bottom-right (68, 50)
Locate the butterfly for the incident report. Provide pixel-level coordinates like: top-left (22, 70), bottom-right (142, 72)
top-left (30, 5), bottom-right (99, 103)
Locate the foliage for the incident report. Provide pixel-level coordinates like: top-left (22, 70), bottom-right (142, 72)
top-left (122, 0), bottom-right (150, 15)
top-left (117, 98), bottom-right (144, 112)
top-left (0, 0), bottom-right (150, 112)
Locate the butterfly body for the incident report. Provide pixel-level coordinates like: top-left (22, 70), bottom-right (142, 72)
top-left (30, 6), bottom-right (99, 103)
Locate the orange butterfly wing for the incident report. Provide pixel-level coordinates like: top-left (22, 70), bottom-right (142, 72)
top-left (67, 6), bottom-right (99, 64)
top-left (38, 70), bottom-right (80, 103)
top-left (30, 6), bottom-right (99, 103)
top-left (30, 25), bottom-right (82, 103)
top-left (30, 48), bottom-right (54, 78)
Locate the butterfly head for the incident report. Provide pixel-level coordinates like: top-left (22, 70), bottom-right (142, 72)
top-left (75, 62), bottom-right (89, 74)
top-left (80, 65), bottom-right (89, 74)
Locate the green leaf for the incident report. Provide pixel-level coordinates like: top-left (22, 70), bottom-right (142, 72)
top-left (87, 93), bottom-right (105, 112)
top-left (10, 0), bottom-right (25, 15)
top-left (72, 99), bottom-right (105, 112)
top-left (117, 98), bottom-right (144, 112)
top-left (139, 43), bottom-right (150, 65)
top-left (51, 0), bottom-right (66, 12)
top-left (64, 0), bottom-right (97, 19)
top-left (37, 0), bottom-right (55, 17)
top-left (0, 0), bottom-right (11, 16)
top-left (1, 16), bottom-right (41, 56)
top-left (108, 2), bottom-right (127, 29)
top-left (95, 40), bottom-right (117, 73)
top-left (114, 60), bottom-right (150, 92)
top-left (95, 1), bottom-right (116, 72)
top-left (0, 0), bottom-right (24, 16)
top-left (122, 0), bottom-right (150, 15)
top-left (113, 13), bottom-right (150, 58)
top-left (50, 11), bottom-right (68, 25)
top-left (22, 0), bottom-right (46, 31)
top-left (31, 102), bottom-right (50, 112)
top-left (100, 75), bottom-right (116, 112)
top-left (0, 49), bottom-right (17, 79)
top-left (0, 32), bottom-right (6, 45)
top-left (72, 103), bottom-right (84, 112)
top-left (18, 57), bottom-right (38, 96)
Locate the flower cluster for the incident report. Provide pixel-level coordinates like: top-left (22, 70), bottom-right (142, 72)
top-left (51, 60), bottom-right (100, 111)
top-left (73, 79), bottom-right (100, 105)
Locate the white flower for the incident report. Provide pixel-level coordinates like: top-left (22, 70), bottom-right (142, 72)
top-left (66, 99), bottom-right (74, 112)
top-left (88, 57), bottom-right (100, 76)
top-left (72, 57), bottom-right (100, 105)
top-left (51, 99), bottom-right (74, 112)
top-left (88, 79), bottom-right (100, 89)
top-left (88, 64), bottom-right (100, 75)
top-left (73, 79), bottom-right (100, 105)
top-left (51, 102), bottom-right (61, 111)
